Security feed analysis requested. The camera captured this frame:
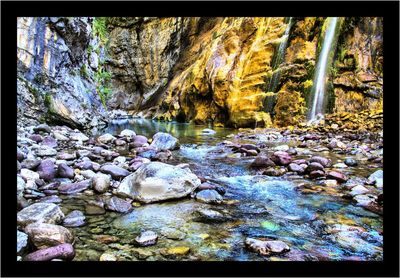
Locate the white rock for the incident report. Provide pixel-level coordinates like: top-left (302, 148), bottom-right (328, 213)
top-left (21, 169), bottom-right (40, 181)
top-left (120, 129), bottom-right (136, 137)
top-left (350, 185), bottom-right (369, 196)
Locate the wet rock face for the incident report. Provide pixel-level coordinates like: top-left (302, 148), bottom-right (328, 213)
top-left (17, 17), bottom-right (107, 129)
top-left (106, 17), bottom-right (192, 111)
top-left (116, 162), bottom-right (201, 203)
top-left (245, 238), bottom-right (290, 256)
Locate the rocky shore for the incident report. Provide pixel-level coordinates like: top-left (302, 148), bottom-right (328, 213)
top-left (16, 119), bottom-right (383, 261)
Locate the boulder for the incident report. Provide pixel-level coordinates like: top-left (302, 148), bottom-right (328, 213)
top-left (100, 164), bottom-right (130, 180)
top-left (134, 231), bottom-right (158, 247)
top-left (37, 159), bottom-right (57, 181)
top-left (17, 203), bottom-right (64, 227)
top-left (250, 156), bottom-right (276, 168)
top-left (309, 170), bottom-right (325, 179)
top-left (306, 162), bottom-right (324, 172)
top-left (270, 151), bottom-right (292, 166)
top-left (33, 124), bottom-right (51, 134)
top-left (104, 196), bottom-right (132, 213)
top-left (56, 152), bottom-right (76, 161)
top-left (367, 170), bottom-right (383, 188)
top-left (24, 222), bottom-right (74, 249)
top-left (21, 159), bottom-right (41, 170)
top-left (194, 209), bottom-right (228, 222)
top-left (36, 147), bottom-right (57, 157)
top-left (23, 243), bottom-right (75, 261)
top-left (20, 168), bottom-right (40, 181)
top-left (97, 133), bottom-right (116, 144)
top-left (327, 171), bottom-right (348, 183)
top-left (57, 163), bottom-right (75, 179)
top-left (41, 136), bottom-right (58, 148)
top-left (17, 148), bottom-right (26, 162)
top-left (120, 129), bottom-right (136, 137)
top-left (245, 238), bottom-right (290, 255)
top-left (350, 185), bottom-right (369, 196)
top-left (131, 135), bottom-right (148, 148)
top-left (263, 167), bottom-right (286, 177)
top-left (344, 158), bottom-right (358, 166)
top-left (116, 162), bottom-right (201, 203)
top-left (150, 132), bottom-right (180, 151)
top-left (70, 132), bottom-right (89, 142)
top-left (17, 230), bottom-right (28, 255)
top-left (195, 189), bottom-right (223, 204)
top-left (63, 210), bottom-right (86, 227)
top-left (58, 180), bottom-right (91, 195)
top-left (288, 163), bottom-right (305, 174)
top-left (310, 156), bottom-right (332, 167)
top-left (92, 173), bottom-right (110, 193)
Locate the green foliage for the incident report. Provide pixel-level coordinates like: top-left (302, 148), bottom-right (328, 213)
top-left (80, 64), bottom-right (89, 79)
top-left (93, 17), bottom-right (108, 45)
top-left (94, 67), bottom-right (113, 108)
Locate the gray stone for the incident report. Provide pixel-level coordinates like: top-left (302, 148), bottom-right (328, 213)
top-left (37, 159), bottom-right (57, 181)
top-left (20, 168), bottom-right (40, 181)
top-left (57, 163), bottom-right (75, 179)
top-left (100, 164), bottom-right (130, 180)
top-left (17, 230), bottom-right (28, 255)
top-left (21, 159), bottom-right (41, 170)
top-left (41, 136), bottom-right (58, 148)
top-left (24, 222), bottom-right (74, 249)
top-left (92, 173), bottom-right (110, 193)
top-left (63, 210), bottom-right (86, 227)
top-left (97, 133), bottom-right (116, 144)
top-left (134, 231), bottom-right (158, 246)
top-left (116, 162), bottom-right (201, 203)
top-left (245, 238), bottom-right (290, 255)
top-left (150, 132), bottom-right (180, 151)
top-left (17, 203), bottom-right (64, 227)
top-left (195, 189), bottom-right (223, 204)
top-left (34, 124), bottom-right (51, 134)
top-left (104, 196), bottom-right (132, 213)
top-left (120, 129), bottom-right (136, 137)
top-left (58, 180), bottom-right (91, 195)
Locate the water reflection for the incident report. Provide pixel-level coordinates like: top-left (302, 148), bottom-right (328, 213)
top-left (89, 118), bottom-right (236, 144)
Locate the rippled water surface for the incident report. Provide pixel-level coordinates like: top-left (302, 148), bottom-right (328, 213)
top-left (69, 119), bottom-right (383, 261)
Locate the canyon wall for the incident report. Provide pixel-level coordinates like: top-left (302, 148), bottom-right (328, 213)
top-left (105, 17), bottom-right (383, 128)
top-left (17, 17), bottom-right (108, 129)
top-left (17, 17), bottom-right (383, 129)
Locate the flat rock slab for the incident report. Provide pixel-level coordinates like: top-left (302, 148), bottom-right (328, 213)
top-left (100, 164), bottom-right (130, 180)
top-left (17, 203), bottom-right (65, 227)
top-left (58, 180), bottom-right (91, 195)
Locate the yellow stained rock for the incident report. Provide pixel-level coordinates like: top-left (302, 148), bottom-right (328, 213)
top-left (163, 246), bottom-right (190, 256)
top-left (198, 233), bottom-right (210, 240)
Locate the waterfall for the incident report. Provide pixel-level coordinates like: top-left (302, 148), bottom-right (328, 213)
top-left (307, 17), bottom-right (339, 121)
top-left (267, 17), bottom-right (293, 93)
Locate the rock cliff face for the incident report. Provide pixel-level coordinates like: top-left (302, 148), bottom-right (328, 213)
top-left (17, 17), bottom-right (383, 129)
top-left (105, 17), bottom-right (383, 128)
top-left (17, 17), bottom-right (108, 129)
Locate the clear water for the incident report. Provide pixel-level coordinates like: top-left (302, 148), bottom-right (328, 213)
top-left (67, 119), bottom-right (382, 261)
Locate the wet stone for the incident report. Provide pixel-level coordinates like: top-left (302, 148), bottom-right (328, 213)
top-left (21, 159), bottom-right (41, 170)
top-left (327, 171), bottom-right (348, 183)
top-left (104, 196), bottom-right (132, 213)
top-left (63, 210), bottom-right (86, 227)
top-left (134, 231), bottom-right (158, 247)
top-left (344, 158), bottom-right (358, 166)
top-left (195, 189), bottom-right (223, 204)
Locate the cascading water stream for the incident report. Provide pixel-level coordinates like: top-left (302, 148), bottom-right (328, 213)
top-left (307, 17), bottom-right (339, 122)
top-left (266, 17), bottom-right (293, 93)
